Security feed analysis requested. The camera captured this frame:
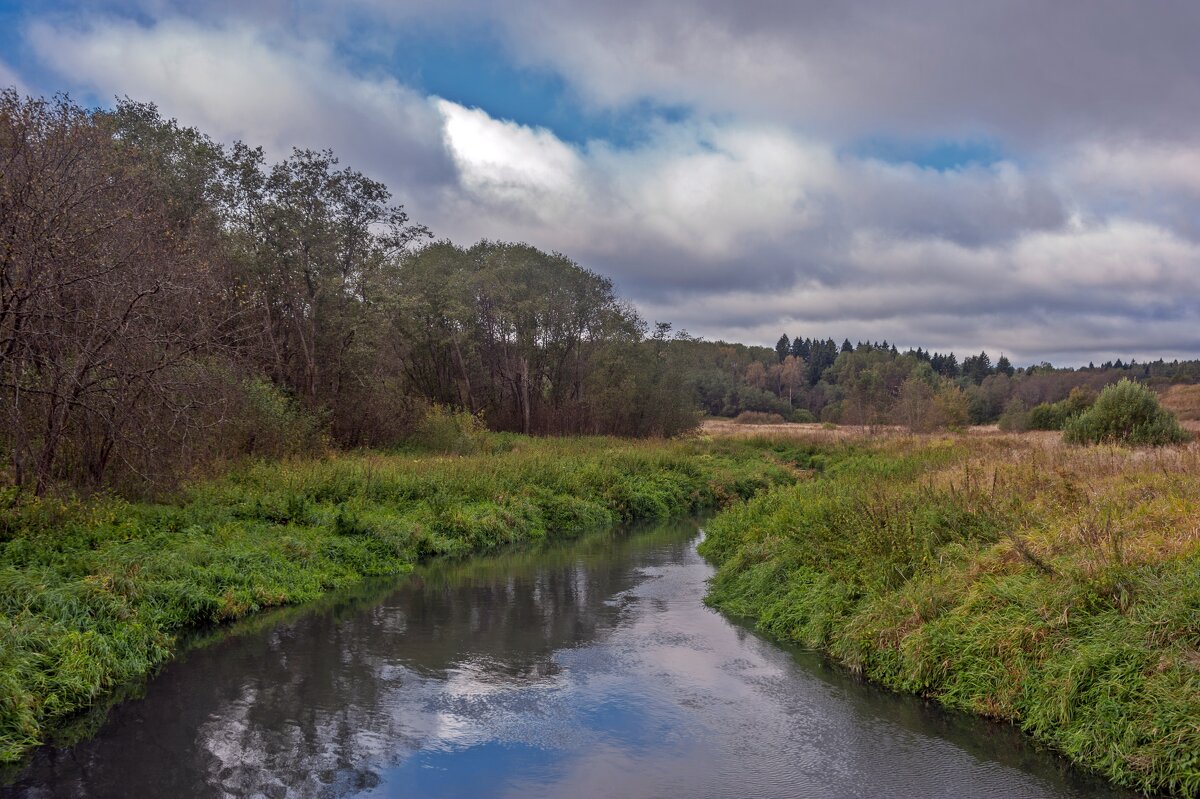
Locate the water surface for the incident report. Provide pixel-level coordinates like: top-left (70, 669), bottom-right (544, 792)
top-left (3, 520), bottom-right (1131, 798)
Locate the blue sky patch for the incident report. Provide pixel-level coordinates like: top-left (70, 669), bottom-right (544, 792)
top-left (849, 135), bottom-right (1007, 171)
top-left (342, 20), bottom-right (691, 148)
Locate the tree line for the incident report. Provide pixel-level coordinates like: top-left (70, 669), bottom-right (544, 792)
top-left (684, 332), bottom-right (1200, 429)
top-left (4, 90), bottom-right (1196, 494)
top-left (0, 91), bottom-right (695, 494)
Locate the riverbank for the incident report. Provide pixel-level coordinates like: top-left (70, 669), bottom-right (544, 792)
top-left (0, 436), bottom-right (799, 766)
top-left (699, 432), bottom-right (1200, 797)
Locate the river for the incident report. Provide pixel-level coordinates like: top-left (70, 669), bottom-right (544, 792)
top-left (2, 519), bottom-right (1130, 798)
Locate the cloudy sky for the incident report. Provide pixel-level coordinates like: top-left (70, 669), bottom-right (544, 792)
top-left (2, 1), bottom-right (1199, 364)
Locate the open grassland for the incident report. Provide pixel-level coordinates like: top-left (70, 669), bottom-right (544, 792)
top-left (0, 436), bottom-right (800, 767)
top-left (1161, 384), bottom-right (1200, 423)
top-left (700, 431), bottom-right (1200, 796)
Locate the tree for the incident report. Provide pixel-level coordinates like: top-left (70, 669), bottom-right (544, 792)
top-left (962, 351), bottom-right (993, 384)
top-left (894, 376), bottom-right (938, 432)
top-left (780, 355), bottom-right (805, 405)
top-left (775, 334), bottom-right (791, 363)
top-left (232, 147), bottom-right (430, 419)
top-left (744, 361), bottom-right (769, 390)
top-left (0, 91), bottom-right (232, 491)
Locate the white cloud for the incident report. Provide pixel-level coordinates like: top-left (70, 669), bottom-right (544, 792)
top-left (0, 59), bottom-right (26, 94)
top-left (438, 100), bottom-right (587, 217)
top-left (15, 7), bottom-right (1200, 363)
top-left (27, 18), bottom-right (452, 187)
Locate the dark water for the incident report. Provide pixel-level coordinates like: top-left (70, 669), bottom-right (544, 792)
top-left (4, 520), bottom-right (1132, 799)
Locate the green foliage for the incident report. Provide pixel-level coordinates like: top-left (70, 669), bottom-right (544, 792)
top-left (232, 378), bottom-right (327, 457)
top-left (997, 399), bottom-right (1030, 432)
top-left (1063, 379), bottom-right (1189, 446)
top-left (1028, 386), bottom-right (1097, 430)
top-left (409, 405), bottom-right (488, 454)
top-left (0, 437), bottom-right (796, 764)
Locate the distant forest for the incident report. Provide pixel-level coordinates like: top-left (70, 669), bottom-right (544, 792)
top-left (685, 333), bottom-right (1200, 430)
top-left (2, 90), bottom-right (1197, 493)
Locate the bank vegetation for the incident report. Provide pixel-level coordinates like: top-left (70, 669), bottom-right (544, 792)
top-left (700, 430), bottom-right (1200, 796)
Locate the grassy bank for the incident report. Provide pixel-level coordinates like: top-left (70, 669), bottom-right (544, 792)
top-left (0, 435), bottom-right (798, 766)
top-left (699, 432), bottom-right (1200, 796)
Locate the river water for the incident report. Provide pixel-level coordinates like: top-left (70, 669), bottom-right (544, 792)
top-left (3, 520), bottom-right (1131, 798)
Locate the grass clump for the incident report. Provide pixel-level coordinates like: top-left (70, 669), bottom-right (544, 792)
top-left (1064, 379), bottom-right (1189, 446)
top-left (0, 435), bottom-right (799, 766)
top-left (700, 434), bottom-right (1200, 796)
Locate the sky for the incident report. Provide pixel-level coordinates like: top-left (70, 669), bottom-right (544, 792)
top-left (2, 1), bottom-right (1199, 365)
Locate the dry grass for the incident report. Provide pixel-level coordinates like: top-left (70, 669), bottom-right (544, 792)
top-left (700, 429), bottom-right (1200, 796)
top-left (700, 418), bottom-right (899, 441)
top-left (701, 418), bottom-right (1061, 442)
top-left (1160, 384), bottom-right (1200, 421)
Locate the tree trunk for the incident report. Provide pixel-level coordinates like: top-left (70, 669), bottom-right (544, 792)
top-left (520, 356), bottom-right (531, 435)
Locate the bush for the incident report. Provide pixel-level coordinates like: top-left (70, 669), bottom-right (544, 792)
top-left (233, 378), bottom-right (326, 457)
top-left (409, 405), bottom-right (488, 454)
top-left (733, 411), bottom-right (787, 425)
top-left (791, 409), bottom-right (817, 423)
top-left (1063, 379), bottom-right (1189, 446)
top-left (997, 399), bottom-right (1029, 432)
top-left (1028, 387), bottom-right (1096, 430)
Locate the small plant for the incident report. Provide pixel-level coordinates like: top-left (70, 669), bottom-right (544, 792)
top-left (1063, 379), bottom-right (1189, 446)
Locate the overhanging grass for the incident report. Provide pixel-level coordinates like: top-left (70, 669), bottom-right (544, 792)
top-left (700, 435), bottom-right (1200, 797)
top-left (0, 434), bottom-right (798, 766)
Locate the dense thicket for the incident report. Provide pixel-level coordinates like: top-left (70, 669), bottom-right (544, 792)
top-left (0, 92), bottom-right (696, 493)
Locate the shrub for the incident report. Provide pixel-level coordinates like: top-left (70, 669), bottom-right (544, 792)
top-left (733, 411), bottom-right (787, 425)
top-left (1028, 386), bottom-right (1096, 430)
top-left (233, 378), bottom-right (327, 457)
top-left (997, 399), bottom-right (1029, 432)
top-left (791, 409), bottom-right (817, 423)
top-left (1063, 379), bottom-right (1189, 446)
top-left (933, 385), bottom-right (970, 430)
top-left (409, 405), bottom-right (488, 454)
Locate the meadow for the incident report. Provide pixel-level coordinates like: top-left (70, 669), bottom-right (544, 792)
top-left (700, 431), bottom-right (1200, 796)
top-left (0, 435), bottom-right (798, 766)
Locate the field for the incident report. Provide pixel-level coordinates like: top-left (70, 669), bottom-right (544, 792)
top-left (1161, 385), bottom-right (1200, 423)
top-left (698, 425), bottom-right (1200, 796)
top-left (0, 436), bottom-right (799, 767)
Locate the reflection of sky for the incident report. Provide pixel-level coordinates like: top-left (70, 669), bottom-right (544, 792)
top-left (0, 526), bottom-right (1128, 799)
top-left (188, 546), bottom-right (1115, 799)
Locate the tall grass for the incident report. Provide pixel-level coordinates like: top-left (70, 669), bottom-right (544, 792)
top-left (700, 435), bottom-right (1200, 796)
top-left (0, 435), bottom-right (798, 767)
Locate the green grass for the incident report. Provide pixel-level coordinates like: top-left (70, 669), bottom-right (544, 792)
top-left (0, 434), bottom-right (799, 766)
top-left (700, 435), bottom-right (1200, 797)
